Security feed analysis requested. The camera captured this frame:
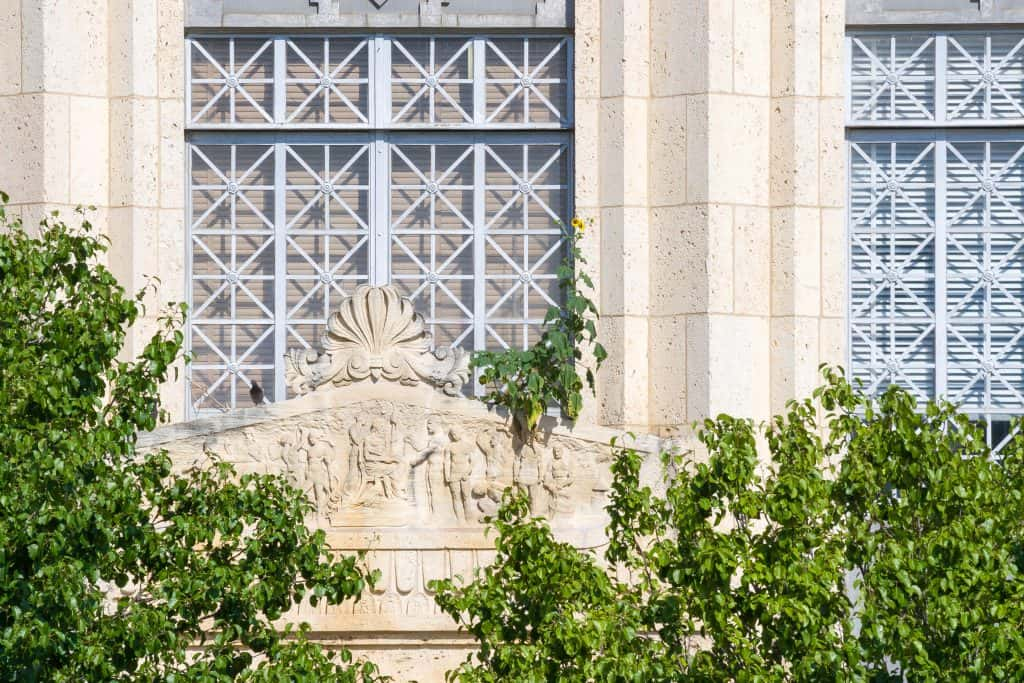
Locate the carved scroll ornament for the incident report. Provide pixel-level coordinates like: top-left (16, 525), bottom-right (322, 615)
top-left (285, 285), bottom-right (471, 397)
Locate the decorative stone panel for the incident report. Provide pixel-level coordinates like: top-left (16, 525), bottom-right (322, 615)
top-left (139, 286), bottom-right (675, 636)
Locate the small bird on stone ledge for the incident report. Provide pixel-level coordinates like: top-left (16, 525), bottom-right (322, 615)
top-left (249, 381), bottom-right (265, 407)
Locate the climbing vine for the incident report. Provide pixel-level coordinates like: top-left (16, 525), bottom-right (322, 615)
top-left (470, 218), bottom-right (607, 436)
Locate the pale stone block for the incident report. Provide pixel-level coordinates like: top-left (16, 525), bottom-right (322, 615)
top-left (110, 0), bottom-right (160, 98)
top-left (707, 204), bottom-right (735, 315)
top-left (159, 99), bottom-right (185, 209)
top-left (687, 313), bottom-right (771, 421)
top-left (706, 94), bottom-right (770, 206)
top-left (818, 96), bottom-right (845, 209)
top-left (770, 96), bottom-right (819, 208)
top-left (648, 96), bottom-right (687, 208)
top-left (600, 206), bottom-right (649, 317)
top-left (651, 0), bottom-right (706, 96)
top-left (108, 206), bottom-right (160, 294)
top-left (733, 0), bottom-right (771, 97)
top-left (684, 95), bottom-right (709, 203)
top-left (819, 207), bottom-right (845, 318)
top-left (346, 643), bottom-right (474, 683)
top-left (598, 314), bottom-right (650, 429)
top-left (158, 357), bottom-right (188, 425)
top-left (648, 202), bottom-right (734, 316)
top-left (573, 97), bottom-right (600, 209)
top-left (0, 94), bottom-right (44, 204)
top-left (158, 0), bottom-right (186, 99)
top-left (650, 205), bottom-right (705, 316)
top-left (770, 315), bottom-right (821, 413)
top-left (157, 208), bottom-right (187, 305)
top-left (0, 3), bottom-right (21, 95)
top-left (599, 97), bottom-right (649, 208)
top-left (21, 0), bottom-right (107, 96)
top-left (771, 206), bottom-right (821, 317)
top-left (109, 97), bottom-right (161, 208)
top-left (649, 315), bottom-right (687, 432)
top-left (707, 0), bottom-right (735, 93)
top-left (771, 0), bottom-right (822, 98)
top-left (733, 205), bottom-right (771, 316)
top-left (573, 0), bottom-right (600, 99)
top-left (599, 0), bottom-right (650, 98)
top-left (43, 93), bottom-right (70, 205)
top-left (68, 95), bottom-right (110, 207)
top-left (819, 315), bottom-right (846, 371)
top-left (819, 0), bottom-right (844, 98)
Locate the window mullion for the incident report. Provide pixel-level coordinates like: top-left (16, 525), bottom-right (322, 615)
top-left (935, 135), bottom-right (947, 399)
top-left (273, 38), bottom-right (286, 124)
top-left (372, 138), bottom-right (390, 286)
top-left (473, 38), bottom-right (486, 127)
top-left (273, 143), bottom-right (287, 402)
top-left (935, 34), bottom-right (947, 126)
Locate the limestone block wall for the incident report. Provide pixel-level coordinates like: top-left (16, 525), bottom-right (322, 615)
top-left (0, 0), bottom-right (848, 433)
top-left (584, 0), bottom-right (846, 433)
top-left (0, 0), bottom-right (189, 421)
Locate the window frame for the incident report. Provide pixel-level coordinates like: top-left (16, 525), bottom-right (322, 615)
top-left (846, 28), bottom-right (1024, 450)
top-left (184, 32), bottom-right (575, 417)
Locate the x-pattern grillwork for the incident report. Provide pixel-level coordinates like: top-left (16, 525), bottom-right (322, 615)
top-left (849, 141), bottom-right (937, 401)
top-left (285, 38), bottom-right (370, 125)
top-left (186, 33), bottom-right (573, 414)
top-left (390, 38), bottom-right (474, 125)
top-left (190, 38), bottom-right (274, 125)
top-left (284, 144), bottom-right (372, 351)
top-left (946, 35), bottom-right (1024, 120)
top-left (848, 31), bottom-right (1024, 124)
top-left (849, 135), bottom-right (1024, 451)
top-left (847, 30), bottom-right (1024, 451)
top-left (189, 144), bottom-right (277, 413)
top-left (390, 144), bottom-right (476, 347)
top-left (485, 38), bottom-right (569, 125)
top-left (187, 36), bottom-right (572, 129)
top-left (484, 144), bottom-right (566, 350)
top-left (944, 141), bottom-right (1024, 414)
top-left (850, 34), bottom-right (936, 121)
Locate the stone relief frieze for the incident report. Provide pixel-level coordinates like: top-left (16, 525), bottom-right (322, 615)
top-left (143, 286), bottom-right (675, 634)
top-left (176, 399), bottom-right (612, 529)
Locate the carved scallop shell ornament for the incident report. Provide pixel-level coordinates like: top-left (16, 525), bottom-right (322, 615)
top-left (285, 285), bottom-right (471, 397)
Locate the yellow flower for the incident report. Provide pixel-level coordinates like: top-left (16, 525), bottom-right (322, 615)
top-left (570, 217), bottom-right (585, 235)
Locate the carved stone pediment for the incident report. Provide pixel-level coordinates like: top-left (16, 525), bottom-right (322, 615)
top-left (285, 285), bottom-right (470, 397)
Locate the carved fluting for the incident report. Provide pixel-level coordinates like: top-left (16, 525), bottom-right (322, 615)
top-left (285, 285), bottom-right (471, 397)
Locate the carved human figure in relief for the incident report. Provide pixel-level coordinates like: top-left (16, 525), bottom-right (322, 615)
top-left (408, 415), bottom-right (450, 516)
top-left (543, 444), bottom-right (574, 516)
top-left (444, 427), bottom-right (477, 523)
top-left (513, 442), bottom-right (546, 515)
top-left (276, 431), bottom-right (308, 493)
top-left (351, 414), bottom-right (404, 504)
top-left (303, 428), bottom-right (335, 514)
top-left (473, 428), bottom-right (512, 519)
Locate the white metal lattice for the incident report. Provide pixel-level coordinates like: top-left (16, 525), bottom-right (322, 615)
top-left (187, 35), bottom-right (571, 130)
top-left (847, 29), bottom-right (1024, 450)
top-left (848, 132), bottom-right (1024, 451)
top-left (848, 30), bottom-right (1024, 126)
top-left (187, 135), bottom-right (571, 414)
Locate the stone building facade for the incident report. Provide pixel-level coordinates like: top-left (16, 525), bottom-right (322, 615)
top-left (2, 0), bottom-right (1023, 678)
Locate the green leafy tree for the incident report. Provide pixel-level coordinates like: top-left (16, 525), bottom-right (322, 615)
top-left (471, 218), bottom-right (607, 437)
top-left (0, 195), bottom-right (384, 682)
top-left (434, 369), bottom-right (1024, 681)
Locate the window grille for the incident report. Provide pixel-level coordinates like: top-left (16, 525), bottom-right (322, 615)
top-left (186, 35), bottom-right (573, 415)
top-left (847, 30), bottom-right (1024, 450)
